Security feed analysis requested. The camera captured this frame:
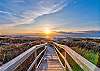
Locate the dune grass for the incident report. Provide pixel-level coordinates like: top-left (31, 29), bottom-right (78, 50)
top-left (72, 47), bottom-right (99, 65)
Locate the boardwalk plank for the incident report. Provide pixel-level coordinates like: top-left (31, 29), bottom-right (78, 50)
top-left (36, 46), bottom-right (64, 71)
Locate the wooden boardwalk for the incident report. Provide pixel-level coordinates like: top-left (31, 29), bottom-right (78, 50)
top-left (1, 43), bottom-right (100, 71)
top-left (36, 46), bottom-right (64, 71)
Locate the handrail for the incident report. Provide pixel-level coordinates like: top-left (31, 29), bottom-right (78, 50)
top-left (55, 48), bottom-right (65, 69)
top-left (27, 46), bottom-right (47, 71)
top-left (53, 42), bottom-right (100, 71)
top-left (54, 45), bottom-right (72, 71)
top-left (36, 46), bottom-right (47, 69)
top-left (0, 43), bottom-right (47, 71)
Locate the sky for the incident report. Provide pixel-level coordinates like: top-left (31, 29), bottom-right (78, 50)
top-left (0, 0), bottom-right (100, 34)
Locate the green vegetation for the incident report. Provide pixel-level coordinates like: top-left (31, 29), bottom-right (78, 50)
top-left (72, 47), bottom-right (99, 65)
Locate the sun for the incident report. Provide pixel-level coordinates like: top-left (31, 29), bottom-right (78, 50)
top-left (43, 28), bottom-right (51, 35)
top-left (42, 27), bottom-right (56, 39)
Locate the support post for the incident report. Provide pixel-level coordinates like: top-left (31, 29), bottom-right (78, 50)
top-left (64, 51), bottom-right (67, 71)
top-left (35, 50), bottom-right (37, 67)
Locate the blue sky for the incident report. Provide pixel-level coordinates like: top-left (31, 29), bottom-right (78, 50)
top-left (0, 0), bottom-right (100, 34)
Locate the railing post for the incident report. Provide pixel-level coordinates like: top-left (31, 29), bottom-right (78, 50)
top-left (64, 51), bottom-right (67, 71)
top-left (35, 49), bottom-right (37, 69)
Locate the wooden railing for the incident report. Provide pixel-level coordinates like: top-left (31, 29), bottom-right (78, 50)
top-left (54, 46), bottom-right (72, 71)
top-left (53, 42), bottom-right (100, 71)
top-left (0, 43), bottom-right (47, 71)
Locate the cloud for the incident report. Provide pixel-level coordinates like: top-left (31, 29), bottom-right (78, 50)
top-left (0, 0), bottom-right (73, 27)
